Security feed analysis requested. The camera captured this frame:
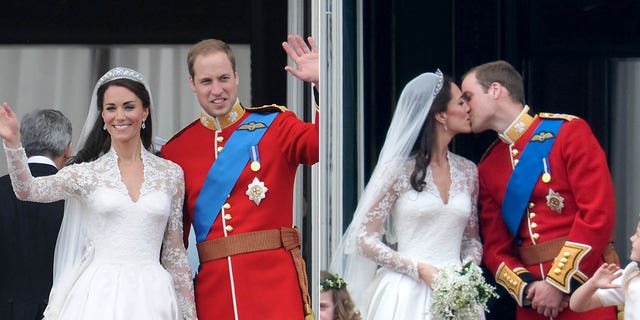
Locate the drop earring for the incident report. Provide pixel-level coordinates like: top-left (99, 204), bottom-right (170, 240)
top-left (142, 120), bottom-right (146, 130)
top-left (443, 122), bottom-right (448, 131)
top-left (103, 123), bottom-right (106, 130)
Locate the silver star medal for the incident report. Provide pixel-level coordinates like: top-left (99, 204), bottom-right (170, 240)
top-left (246, 177), bottom-right (268, 205)
top-left (546, 189), bottom-right (565, 214)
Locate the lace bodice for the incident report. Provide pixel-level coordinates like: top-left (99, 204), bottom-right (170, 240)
top-left (356, 152), bottom-right (481, 281)
top-left (5, 145), bottom-right (196, 319)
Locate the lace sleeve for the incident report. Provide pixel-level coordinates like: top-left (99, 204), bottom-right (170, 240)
top-left (459, 161), bottom-right (482, 265)
top-left (160, 164), bottom-right (197, 320)
top-left (355, 163), bottom-right (420, 281)
top-left (5, 144), bottom-right (81, 202)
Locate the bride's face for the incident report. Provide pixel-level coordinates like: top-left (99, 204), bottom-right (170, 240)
top-left (101, 85), bottom-right (149, 144)
top-left (442, 83), bottom-right (472, 134)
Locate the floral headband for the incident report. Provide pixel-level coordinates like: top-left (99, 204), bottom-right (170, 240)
top-left (320, 274), bottom-right (347, 291)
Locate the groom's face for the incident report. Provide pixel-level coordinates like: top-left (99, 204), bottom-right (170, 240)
top-left (461, 72), bottom-right (493, 133)
top-left (189, 52), bottom-right (240, 118)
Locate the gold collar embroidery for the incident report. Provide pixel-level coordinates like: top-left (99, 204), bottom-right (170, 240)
top-left (199, 99), bottom-right (245, 131)
top-left (499, 105), bottom-right (535, 144)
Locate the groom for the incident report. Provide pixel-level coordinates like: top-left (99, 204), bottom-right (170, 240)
top-left (461, 60), bottom-right (617, 320)
top-left (162, 35), bottom-right (319, 320)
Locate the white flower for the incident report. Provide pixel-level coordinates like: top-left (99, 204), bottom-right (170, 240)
top-left (430, 262), bottom-right (499, 320)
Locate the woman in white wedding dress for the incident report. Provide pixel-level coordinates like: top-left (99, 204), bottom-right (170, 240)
top-left (0, 67), bottom-right (196, 320)
top-left (330, 71), bottom-right (483, 320)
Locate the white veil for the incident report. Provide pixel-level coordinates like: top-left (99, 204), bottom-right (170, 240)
top-left (328, 70), bottom-right (444, 310)
top-left (44, 67), bottom-right (152, 319)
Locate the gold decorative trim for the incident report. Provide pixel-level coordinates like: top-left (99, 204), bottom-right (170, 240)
top-left (496, 263), bottom-right (527, 306)
top-left (200, 99), bottom-right (245, 131)
top-left (499, 106), bottom-right (534, 144)
top-left (545, 241), bottom-right (591, 293)
top-left (538, 112), bottom-right (577, 121)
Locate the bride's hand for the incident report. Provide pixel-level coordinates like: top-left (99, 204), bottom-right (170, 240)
top-left (418, 262), bottom-right (439, 288)
top-left (0, 102), bottom-right (20, 148)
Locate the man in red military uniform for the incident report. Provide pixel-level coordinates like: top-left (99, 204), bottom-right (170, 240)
top-left (161, 35), bottom-right (319, 320)
top-left (461, 60), bottom-right (617, 320)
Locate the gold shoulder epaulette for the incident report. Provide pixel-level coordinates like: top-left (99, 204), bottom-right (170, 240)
top-left (245, 104), bottom-right (288, 113)
top-left (166, 118), bottom-right (200, 143)
top-left (538, 112), bottom-right (578, 121)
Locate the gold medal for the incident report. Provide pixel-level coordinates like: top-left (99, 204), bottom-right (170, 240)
top-left (541, 172), bottom-right (551, 183)
top-left (251, 161), bottom-right (261, 172)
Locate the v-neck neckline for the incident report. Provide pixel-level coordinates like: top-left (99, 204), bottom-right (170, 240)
top-left (427, 152), bottom-right (453, 205)
top-left (110, 147), bottom-right (146, 204)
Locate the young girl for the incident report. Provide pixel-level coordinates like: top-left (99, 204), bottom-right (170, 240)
top-left (570, 221), bottom-right (640, 319)
top-left (320, 270), bottom-right (361, 320)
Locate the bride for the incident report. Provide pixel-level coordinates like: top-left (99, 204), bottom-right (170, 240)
top-left (330, 71), bottom-right (483, 319)
top-left (0, 67), bottom-right (196, 319)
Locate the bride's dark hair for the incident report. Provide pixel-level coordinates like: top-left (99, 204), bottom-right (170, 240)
top-left (71, 78), bottom-right (152, 164)
top-left (409, 75), bottom-right (453, 192)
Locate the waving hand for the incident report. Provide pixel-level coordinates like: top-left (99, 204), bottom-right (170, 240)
top-left (282, 34), bottom-right (319, 89)
top-left (0, 102), bottom-right (20, 148)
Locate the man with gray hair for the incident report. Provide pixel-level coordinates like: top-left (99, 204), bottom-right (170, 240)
top-left (0, 109), bottom-right (72, 320)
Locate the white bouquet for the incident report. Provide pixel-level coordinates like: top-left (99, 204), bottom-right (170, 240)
top-left (430, 262), bottom-right (499, 320)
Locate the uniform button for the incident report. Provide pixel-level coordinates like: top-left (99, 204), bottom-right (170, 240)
top-left (511, 149), bottom-right (519, 156)
top-left (225, 225), bottom-right (234, 232)
top-left (560, 258), bottom-right (568, 263)
top-left (217, 146), bottom-right (224, 153)
top-left (558, 262), bottom-right (565, 268)
top-left (530, 222), bottom-right (537, 229)
top-left (563, 251), bottom-right (571, 257)
top-left (528, 203), bottom-right (535, 209)
top-left (216, 136), bottom-right (224, 142)
top-left (529, 212), bottom-right (536, 219)
top-left (224, 213), bottom-right (232, 220)
top-left (533, 233), bottom-right (540, 240)
top-left (554, 268), bottom-right (562, 275)
top-left (511, 280), bottom-right (518, 286)
top-left (223, 203), bottom-right (231, 210)
top-left (513, 159), bottom-right (519, 165)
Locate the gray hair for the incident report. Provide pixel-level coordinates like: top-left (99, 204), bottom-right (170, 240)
top-left (20, 109), bottom-right (72, 158)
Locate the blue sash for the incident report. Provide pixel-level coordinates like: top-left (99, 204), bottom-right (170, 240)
top-left (193, 112), bottom-right (278, 243)
top-left (501, 119), bottom-right (563, 236)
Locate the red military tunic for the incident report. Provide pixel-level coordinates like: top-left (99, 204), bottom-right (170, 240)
top-left (161, 101), bottom-right (318, 320)
top-left (479, 108), bottom-right (616, 319)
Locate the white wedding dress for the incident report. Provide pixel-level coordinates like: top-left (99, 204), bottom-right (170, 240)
top-left (5, 145), bottom-right (196, 320)
top-left (356, 152), bottom-right (483, 320)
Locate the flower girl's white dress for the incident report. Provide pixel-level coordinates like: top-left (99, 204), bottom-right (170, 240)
top-left (5, 145), bottom-right (196, 320)
top-left (356, 152), bottom-right (484, 320)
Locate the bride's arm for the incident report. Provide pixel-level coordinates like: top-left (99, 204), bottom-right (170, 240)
top-left (5, 144), bottom-right (81, 203)
top-left (160, 164), bottom-right (197, 320)
top-left (460, 163), bottom-right (482, 265)
top-left (355, 166), bottom-right (422, 281)
top-left (1, 102), bottom-right (78, 202)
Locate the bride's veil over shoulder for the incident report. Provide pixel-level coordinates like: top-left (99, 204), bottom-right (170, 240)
top-left (329, 70), bottom-right (444, 311)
